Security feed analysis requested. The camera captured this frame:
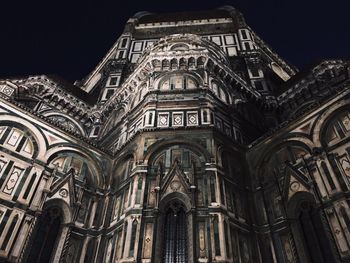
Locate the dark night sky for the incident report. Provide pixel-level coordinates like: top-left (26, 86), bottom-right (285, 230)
top-left (0, 0), bottom-right (349, 82)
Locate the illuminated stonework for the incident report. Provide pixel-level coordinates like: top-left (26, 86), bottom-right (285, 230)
top-left (0, 6), bottom-right (349, 263)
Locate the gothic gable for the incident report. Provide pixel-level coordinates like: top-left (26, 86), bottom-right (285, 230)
top-left (281, 163), bottom-right (311, 200)
top-left (161, 161), bottom-right (191, 196)
top-left (47, 168), bottom-right (78, 206)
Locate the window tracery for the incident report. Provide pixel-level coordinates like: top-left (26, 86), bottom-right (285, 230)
top-left (211, 81), bottom-right (230, 104)
top-left (115, 155), bottom-right (134, 182)
top-left (0, 126), bottom-right (35, 157)
top-left (46, 115), bottom-right (83, 135)
top-left (50, 154), bottom-right (94, 182)
top-left (152, 146), bottom-right (201, 175)
top-left (160, 75), bottom-right (198, 90)
top-left (325, 110), bottom-right (350, 145)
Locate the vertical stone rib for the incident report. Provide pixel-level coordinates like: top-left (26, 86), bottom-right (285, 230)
top-left (59, 227), bottom-right (72, 263)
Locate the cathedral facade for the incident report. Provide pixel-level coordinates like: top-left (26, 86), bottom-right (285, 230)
top-left (0, 6), bottom-right (349, 263)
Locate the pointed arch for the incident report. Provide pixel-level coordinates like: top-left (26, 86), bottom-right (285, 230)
top-left (312, 99), bottom-right (350, 147)
top-left (156, 192), bottom-right (192, 263)
top-left (110, 152), bottom-right (135, 190)
top-left (287, 191), bottom-right (339, 262)
top-left (253, 136), bottom-right (314, 176)
top-left (45, 147), bottom-right (103, 189)
top-left (144, 139), bottom-right (211, 165)
top-left (26, 200), bottom-right (69, 263)
top-left (43, 112), bottom-right (86, 136)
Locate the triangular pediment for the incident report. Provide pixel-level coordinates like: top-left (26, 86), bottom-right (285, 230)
top-left (47, 168), bottom-right (77, 206)
top-left (280, 163), bottom-right (311, 200)
top-left (161, 161), bottom-right (191, 196)
top-left (285, 162), bottom-right (310, 185)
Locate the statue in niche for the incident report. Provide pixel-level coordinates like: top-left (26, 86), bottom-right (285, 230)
top-left (273, 190), bottom-right (283, 218)
top-left (77, 197), bottom-right (88, 222)
top-left (156, 161), bottom-right (163, 186)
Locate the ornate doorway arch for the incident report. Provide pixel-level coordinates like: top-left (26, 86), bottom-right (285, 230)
top-left (162, 201), bottom-right (187, 263)
top-left (26, 207), bottom-right (62, 263)
top-left (287, 192), bottom-right (338, 263)
top-left (155, 192), bottom-right (194, 263)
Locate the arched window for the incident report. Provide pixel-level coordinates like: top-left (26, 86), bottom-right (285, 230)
top-left (115, 155), bottom-right (134, 181)
top-left (270, 146), bottom-right (307, 166)
top-left (263, 145), bottom-right (309, 193)
top-left (46, 115), bottom-right (83, 135)
top-left (325, 110), bottom-right (350, 145)
top-left (0, 126), bottom-right (36, 157)
top-left (50, 153), bottom-right (94, 182)
top-left (162, 202), bottom-right (187, 263)
top-left (210, 81), bottom-right (230, 104)
top-left (152, 145), bottom-right (202, 175)
top-left (159, 75), bottom-right (198, 90)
